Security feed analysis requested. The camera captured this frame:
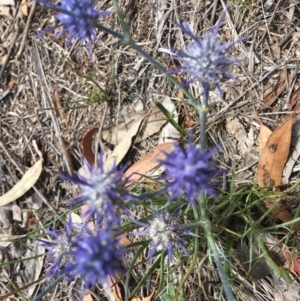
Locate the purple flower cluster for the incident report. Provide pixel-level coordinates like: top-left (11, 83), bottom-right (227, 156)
top-left (171, 12), bottom-right (241, 98)
top-left (133, 207), bottom-right (196, 262)
top-left (158, 138), bottom-right (224, 206)
top-left (36, 0), bottom-right (230, 283)
top-left (39, 215), bottom-right (82, 278)
top-left (70, 226), bottom-right (123, 289)
top-left (60, 154), bottom-right (133, 225)
top-left (40, 215), bottom-right (123, 288)
top-left (37, 0), bottom-right (110, 53)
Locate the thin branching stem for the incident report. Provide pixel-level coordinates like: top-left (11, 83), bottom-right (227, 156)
top-left (93, 22), bottom-right (200, 110)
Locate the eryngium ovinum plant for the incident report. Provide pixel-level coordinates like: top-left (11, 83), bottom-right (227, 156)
top-left (35, 1), bottom-right (244, 300)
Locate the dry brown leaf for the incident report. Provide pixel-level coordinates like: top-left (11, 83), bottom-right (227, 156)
top-left (257, 110), bottom-right (297, 187)
top-left (105, 111), bottom-right (150, 170)
top-left (124, 143), bottom-right (173, 185)
top-left (0, 148), bottom-right (43, 206)
top-left (283, 250), bottom-right (300, 275)
top-left (20, 0), bottom-right (28, 16)
top-left (260, 70), bottom-right (291, 110)
top-left (82, 127), bottom-right (98, 166)
top-left (257, 107), bottom-right (300, 229)
top-left (254, 110), bottom-right (272, 153)
top-left (264, 198), bottom-right (300, 231)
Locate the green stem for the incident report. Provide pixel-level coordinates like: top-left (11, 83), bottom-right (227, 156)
top-left (198, 193), bottom-right (235, 301)
top-left (124, 243), bottom-right (148, 301)
top-left (93, 24), bottom-right (200, 110)
top-left (128, 41), bottom-right (199, 109)
top-left (173, 212), bottom-right (199, 301)
top-left (199, 106), bottom-right (208, 150)
top-left (32, 276), bottom-right (63, 301)
top-left (111, 0), bottom-right (131, 43)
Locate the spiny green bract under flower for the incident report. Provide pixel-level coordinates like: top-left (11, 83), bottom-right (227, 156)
top-left (69, 226), bottom-right (124, 289)
top-left (60, 154), bottom-right (133, 225)
top-left (158, 138), bottom-right (224, 205)
top-left (39, 214), bottom-right (84, 278)
top-left (171, 11), bottom-right (241, 97)
top-left (37, 0), bottom-right (110, 53)
top-left (133, 207), bottom-right (196, 262)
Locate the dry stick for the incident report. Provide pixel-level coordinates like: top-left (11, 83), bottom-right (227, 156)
top-left (285, 64), bottom-right (300, 107)
top-left (256, 0), bottom-right (282, 47)
top-left (15, 0), bottom-right (37, 61)
top-left (0, 33), bottom-right (19, 80)
top-left (209, 61), bottom-right (300, 125)
top-left (0, 277), bottom-right (45, 300)
top-left (0, 141), bottom-right (57, 213)
top-left (278, 21), bottom-right (300, 48)
top-left (94, 101), bottom-right (109, 166)
top-left (210, 0), bottom-right (218, 24)
top-left (32, 40), bottom-right (74, 176)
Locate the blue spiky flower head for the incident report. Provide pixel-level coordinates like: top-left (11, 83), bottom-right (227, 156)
top-left (68, 226), bottom-right (124, 289)
top-left (39, 214), bottom-right (84, 278)
top-left (172, 11), bottom-right (242, 98)
top-left (60, 154), bottom-right (133, 225)
top-left (133, 206), bottom-right (196, 262)
top-left (158, 137), bottom-right (224, 205)
top-left (37, 0), bottom-right (111, 53)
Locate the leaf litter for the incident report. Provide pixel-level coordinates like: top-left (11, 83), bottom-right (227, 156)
top-left (3, 1), bottom-right (300, 300)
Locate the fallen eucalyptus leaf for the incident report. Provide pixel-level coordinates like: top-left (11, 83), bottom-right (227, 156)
top-left (0, 154), bottom-right (43, 206)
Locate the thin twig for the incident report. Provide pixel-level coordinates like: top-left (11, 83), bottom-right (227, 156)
top-left (94, 101), bottom-right (109, 166)
top-left (0, 33), bottom-right (19, 80)
top-left (285, 64), bottom-right (300, 107)
top-left (0, 277), bottom-right (45, 300)
top-left (32, 40), bottom-right (74, 176)
top-left (210, 0), bottom-right (218, 25)
top-left (278, 21), bottom-right (300, 48)
top-left (15, 0), bottom-right (37, 60)
top-left (256, 0), bottom-right (282, 47)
